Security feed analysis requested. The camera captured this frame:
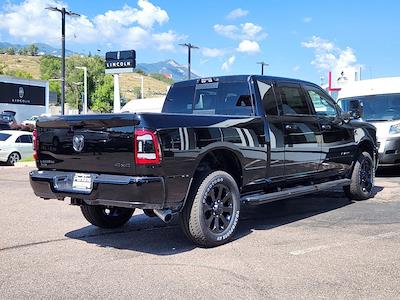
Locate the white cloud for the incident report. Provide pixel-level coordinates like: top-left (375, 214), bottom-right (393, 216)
top-left (214, 22), bottom-right (267, 41)
top-left (293, 65), bottom-right (300, 72)
top-left (213, 24), bottom-right (239, 40)
top-left (202, 47), bottom-right (225, 58)
top-left (0, 0), bottom-right (179, 51)
top-left (236, 40), bottom-right (260, 54)
top-left (302, 35), bottom-right (360, 77)
top-left (302, 36), bottom-right (334, 52)
top-left (303, 17), bottom-right (312, 23)
top-left (221, 55), bottom-right (235, 71)
top-left (226, 8), bottom-right (248, 20)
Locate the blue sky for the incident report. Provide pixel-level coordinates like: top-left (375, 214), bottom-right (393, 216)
top-left (1, 0), bottom-right (399, 84)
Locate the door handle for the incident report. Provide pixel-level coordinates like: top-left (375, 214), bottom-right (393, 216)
top-left (285, 124), bottom-right (298, 131)
top-left (321, 124), bottom-right (332, 130)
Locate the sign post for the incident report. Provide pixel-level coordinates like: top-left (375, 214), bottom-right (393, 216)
top-left (105, 50), bottom-right (136, 113)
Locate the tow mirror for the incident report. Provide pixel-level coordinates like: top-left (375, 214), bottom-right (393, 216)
top-left (349, 100), bottom-right (363, 119)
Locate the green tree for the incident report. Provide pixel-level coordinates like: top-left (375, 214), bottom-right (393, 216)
top-left (91, 75), bottom-right (114, 113)
top-left (18, 47), bottom-right (28, 55)
top-left (6, 70), bottom-right (33, 79)
top-left (40, 55), bottom-right (62, 101)
top-left (5, 47), bottom-right (16, 55)
top-left (27, 44), bottom-right (39, 56)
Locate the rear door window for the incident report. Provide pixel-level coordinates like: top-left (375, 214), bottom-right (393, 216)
top-left (257, 80), bottom-right (279, 116)
top-left (20, 135), bottom-right (33, 143)
top-left (194, 81), bottom-right (253, 116)
top-left (277, 84), bottom-right (311, 115)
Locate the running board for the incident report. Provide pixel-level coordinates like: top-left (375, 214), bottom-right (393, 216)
top-left (241, 178), bottom-right (351, 205)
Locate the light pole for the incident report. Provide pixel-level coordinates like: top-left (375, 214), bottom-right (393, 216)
top-left (46, 6), bottom-right (80, 115)
top-left (75, 66), bottom-right (87, 114)
top-left (72, 82), bottom-right (83, 113)
top-left (179, 43), bottom-right (199, 80)
top-left (257, 61), bottom-right (269, 75)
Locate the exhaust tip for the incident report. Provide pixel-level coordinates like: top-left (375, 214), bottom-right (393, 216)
top-left (153, 209), bottom-right (173, 223)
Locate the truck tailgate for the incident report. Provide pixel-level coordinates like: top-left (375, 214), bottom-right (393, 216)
top-left (36, 114), bottom-right (140, 175)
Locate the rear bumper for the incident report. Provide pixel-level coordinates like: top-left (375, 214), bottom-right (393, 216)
top-left (29, 170), bottom-right (166, 209)
top-left (378, 137), bottom-right (400, 167)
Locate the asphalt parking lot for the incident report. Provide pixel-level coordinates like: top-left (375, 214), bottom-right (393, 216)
top-left (0, 166), bottom-right (399, 299)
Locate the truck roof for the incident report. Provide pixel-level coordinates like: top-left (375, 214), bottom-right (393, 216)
top-left (172, 75), bottom-right (316, 87)
top-left (337, 77), bottom-right (400, 99)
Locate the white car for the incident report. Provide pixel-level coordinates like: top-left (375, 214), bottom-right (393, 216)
top-left (0, 130), bottom-right (33, 165)
top-left (22, 116), bottom-right (39, 127)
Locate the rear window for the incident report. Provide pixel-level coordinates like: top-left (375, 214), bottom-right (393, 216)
top-left (0, 133), bottom-right (11, 141)
top-left (162, 81), bottom-right (253, 116)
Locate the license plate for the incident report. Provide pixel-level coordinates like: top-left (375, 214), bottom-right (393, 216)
top-left (72, 173), bottom-right (93, 192)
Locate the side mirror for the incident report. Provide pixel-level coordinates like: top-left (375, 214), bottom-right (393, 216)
top-left (348, 99), bottom-right (363, 119)
top-left (340, 111), bottom-right (352, 123)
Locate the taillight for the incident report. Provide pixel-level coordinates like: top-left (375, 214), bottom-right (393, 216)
top-left (32, 129), bottom-right (38, 160)
top-left (134, 129), bottom-right (162, 165)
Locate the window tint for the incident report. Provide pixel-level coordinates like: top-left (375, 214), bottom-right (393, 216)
top-left (162, 85), bottom-right (195, 114)
top-left (306, 86), bottom-right (337, 117)
top-left (162, 81), bottom-right (253, 116)
top-left (257, 81), bottom-right (279, 116)
top-left (15, 136), bottom-right (22, 143)
top-left (278, 85), bottom-right (311, 115)
top-left (194, 82), bottom-right (252, 116)
top-left (0, 133), bottom-right (11, 141)
top-left (20, 135), bottom-right (33, 143)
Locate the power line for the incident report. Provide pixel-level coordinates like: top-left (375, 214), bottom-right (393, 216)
top-left (45, 6), bottom-right (80, 115)
top-left (179, 43), bottom-right (199, 80)
top-left (256, 61), bottom-right (269, 75)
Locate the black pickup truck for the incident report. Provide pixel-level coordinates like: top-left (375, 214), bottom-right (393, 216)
top-left (30, 75), bottom-right (378, 247)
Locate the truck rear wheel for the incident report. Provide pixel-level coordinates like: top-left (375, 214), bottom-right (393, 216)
top-left (180, 171), bottom-right (240, 247)
top-left (344, 151), bottom-right (374, 200)
top-left (80, 205), bottom-right (135, 228)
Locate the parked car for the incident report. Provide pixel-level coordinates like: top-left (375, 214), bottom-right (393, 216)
top-left (30, 75), bottom-right (377, 247)
top-left (0, 130), bottom-right (33, 165)
top-left (22, 116), bottom-right (39, 130)
top-left (0, 111), bottom-right (19, 129)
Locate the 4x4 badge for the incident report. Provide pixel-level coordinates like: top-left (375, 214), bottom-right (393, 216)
top-left (73, 135), bottom-right (85, 152)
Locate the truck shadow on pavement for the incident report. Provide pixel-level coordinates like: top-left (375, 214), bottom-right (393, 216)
top-left (65, 187), bottom-right (383, 255)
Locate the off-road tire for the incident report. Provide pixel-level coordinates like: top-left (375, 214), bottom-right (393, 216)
top-left (344, 151), bottom-right (374, 200)
top-left (81, 205), bottom-right (135, 228)
top-left (180, 170), bottom-right (240, 247)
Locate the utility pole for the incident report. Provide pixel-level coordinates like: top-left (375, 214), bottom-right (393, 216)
top-left (256, 61), bottom-right (269, 75)
top-left (75, 67), bottom-right (87, 114)
top-left (179, 43), bottom-right (199, 80)
top-left (46, 6), bottom-right (80, 115)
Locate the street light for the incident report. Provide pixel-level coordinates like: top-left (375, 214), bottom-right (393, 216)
top-left (45, 6), bottom-right (80, 115)
top-left (179, 43), bottom-right (199, 80)
top-left (256, 61), bottom-right (269, 75)
top-left (75, 66), bottom-right (87, 114)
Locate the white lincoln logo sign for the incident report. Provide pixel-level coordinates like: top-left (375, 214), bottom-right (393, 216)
top-left (73, 135), bottom-right (85, 152)
top-left (18, 87), bottom-right (24, 98)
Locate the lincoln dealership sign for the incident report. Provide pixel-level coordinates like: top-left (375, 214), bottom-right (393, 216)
top-left (105, 50), bottom-right (136, 74)
top-left (0, 82), bottom-right (45, 106)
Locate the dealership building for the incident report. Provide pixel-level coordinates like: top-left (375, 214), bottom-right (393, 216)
top-left (0, 75), bottom-right (49, 123)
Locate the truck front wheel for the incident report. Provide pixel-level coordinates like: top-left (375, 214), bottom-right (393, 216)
top-left (80, 205), bottom-right (135, 228)
top-left (180, 170), bottom-right (241, 247)
top-left (344, 151), bottom-right (374, 200)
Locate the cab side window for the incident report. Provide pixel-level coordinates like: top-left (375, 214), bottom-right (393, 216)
top-left (305, 86), bottom-right (337, 117)
top-left (257, 80), bottom-right (279, 116)
top-left (278, 84), bottom-right (311, 115)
